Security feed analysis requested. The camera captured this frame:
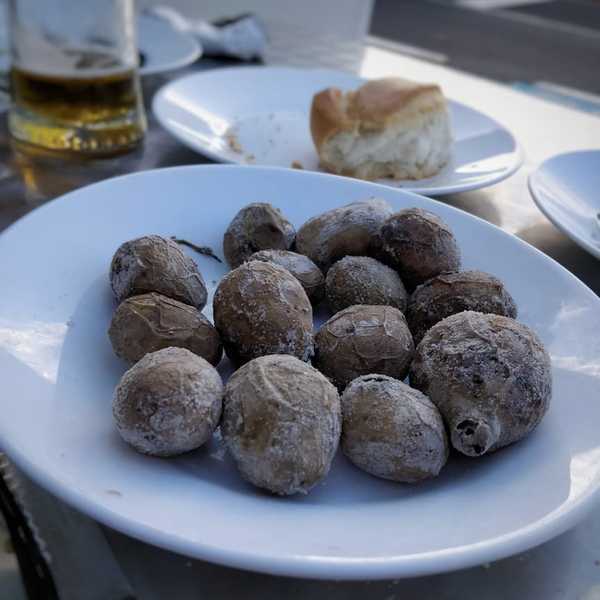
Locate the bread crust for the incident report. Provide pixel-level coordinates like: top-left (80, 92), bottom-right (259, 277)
top-left (310, 77), bottom-right (446, 152)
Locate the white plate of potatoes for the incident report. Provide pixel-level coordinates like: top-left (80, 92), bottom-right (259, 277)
top-left (0, 165), bottom-right (598, 580)
top-left (153, 66), bottom-right (523, 195)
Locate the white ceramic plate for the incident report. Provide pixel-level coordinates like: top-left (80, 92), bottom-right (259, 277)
top-left (0, 15), bottom-right (201, 77)
top-left (152, 66), bottom-right (522, 195)
top-left (137, 14), bottom-right (201, 76)
top-left (529, 150), bottom-right (600, 260)
top-left (0, 166), bottom-right (599, 580)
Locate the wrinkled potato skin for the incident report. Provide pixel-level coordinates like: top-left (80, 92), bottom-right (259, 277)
top-left (113, 347), bottom-right (223, 457)
top-left (110, 235), bottom-right (207, 309)
top-left (410, 311), bottom-right (552, 457)
top-left (223, 203), bottom-right (296, 268)
top-left (295, 199), bottom-right (393, 272)
top-left (314, 305), bottom-right (414, 390)
top-left (341, 375), bottom-right (448, 483)
top-left (249, 249), bottom-right (325, 304)
top-left (407, 270), bottom-right (517, 344)
top-left (380, 208), bottom-right (461, 289)
top-left (325, 256), bottom-right (408, 314)
top-left (108, 292), bottom-right (222, 365)
top-left (222, 355), bottom-right (341, 495)
top-left (213, 261), bottom-right (313, 365)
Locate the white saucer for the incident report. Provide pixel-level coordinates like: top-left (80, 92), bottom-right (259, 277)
top-left (529, 150), bottom-right (600, 259)
top-left (153, 66), bottom-right (523, 195)
top-left (137, 13), bottom-right (201, 76)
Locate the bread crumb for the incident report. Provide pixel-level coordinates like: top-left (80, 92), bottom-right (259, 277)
top-left (225, 130), bottom-right (242, 154)
top-left (291, 160), bottom-right (304, 169)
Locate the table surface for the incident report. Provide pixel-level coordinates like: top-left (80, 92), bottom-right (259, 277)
top-left (2, 43), bottom-right (600, 600)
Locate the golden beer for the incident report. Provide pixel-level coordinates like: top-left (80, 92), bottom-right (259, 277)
top-left (8, 0), bottom-right (146, 156)
top-left (10, 56), bottom-right (146, 154)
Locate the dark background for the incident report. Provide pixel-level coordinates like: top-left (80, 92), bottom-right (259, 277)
top-left (370, 0), bottom-right (600, 95)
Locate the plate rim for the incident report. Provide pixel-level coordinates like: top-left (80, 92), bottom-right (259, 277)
top-left (529, 149), bottom-right (600, 260)
top-left (151, 65), bottom-right (524, 196)
top-left (1, 164), bottom-right (599, 580)
top-left (138, 14), bottom-right (202, 76)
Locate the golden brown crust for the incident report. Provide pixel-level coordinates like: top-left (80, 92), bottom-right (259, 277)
top-left (348, 78), bottom-right (441, 125)
top-left (310, 77), bottom-right (445, 151)
top-left (310, 88), bottom-right (350, 151)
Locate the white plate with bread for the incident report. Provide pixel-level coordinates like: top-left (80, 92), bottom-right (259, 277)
top-left (1, 165), bottom-right (600, 580)
top-left (153, 66), bottom-right (522, 195)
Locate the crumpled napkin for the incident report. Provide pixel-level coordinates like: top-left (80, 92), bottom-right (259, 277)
top-left (144, 6), bottom-right (267, 62)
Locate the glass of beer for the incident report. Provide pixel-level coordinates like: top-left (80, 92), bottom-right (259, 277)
top-left (7, 0), bottom-right (147, 155)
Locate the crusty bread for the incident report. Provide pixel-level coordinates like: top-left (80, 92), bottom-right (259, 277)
top-left (310, 77), bottom-right (452, 180)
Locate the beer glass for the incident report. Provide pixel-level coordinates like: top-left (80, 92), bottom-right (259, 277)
top-left (8, 0), bottom-right (147, 155)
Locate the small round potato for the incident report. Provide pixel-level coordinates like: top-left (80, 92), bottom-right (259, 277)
top-left (110, 235), bottom-right (207, 309)
top-left (341, 375), bottom-right (448, 482)
top-left (314, 305), bottom-right (414, 390)
top-left (407, 270), bottom-right (517, 344)
top-left (213, 260), bottom-right (313, 365)
top-left (295, 199), bottom-right (393, 271)
top-left (113, 347), bottom-right (223, 457)
top-left (249, 249), bottom-right (325, 304)
top-left (325, 256), bottom-right (408, 314)
top-left (410, 311), bottom-right (552, 457)
top-left (108, 292), bottom-right (222, 365)
top-left (223, 203), bottom-right (296, 268)
top-left (222, 355), bottom-right (341, 495)
top-left (380, 208), bottom-right (461, 289)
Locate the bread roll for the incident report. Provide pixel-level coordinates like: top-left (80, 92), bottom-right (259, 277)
top-left (310, 77), bottom-right (451, 181)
